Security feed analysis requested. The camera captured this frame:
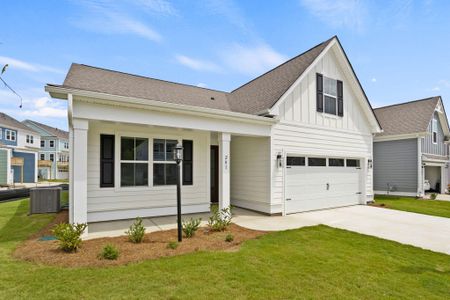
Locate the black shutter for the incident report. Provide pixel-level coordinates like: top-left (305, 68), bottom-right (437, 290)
top-left (100, 134), bottom-right (115, 187)
top-left (316, 73), bottom-right (324, 112)
top-left (337, 80), bottom-right (343, 117)
top-left (182, 140), bottom-right (193, 185)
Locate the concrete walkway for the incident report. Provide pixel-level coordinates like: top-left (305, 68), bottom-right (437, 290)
top-left (88, 206), bottom-right (450, 255)
top-left (234, 205), bottom-right (450, 255)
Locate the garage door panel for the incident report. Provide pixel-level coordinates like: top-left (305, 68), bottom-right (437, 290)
top-left (285, 159), bottom-right (361, 214)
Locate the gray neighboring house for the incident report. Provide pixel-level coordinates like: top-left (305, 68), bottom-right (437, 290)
top-left (22, 120), bottom-right (69, 180)
top-left (373, 96), bottom-right (450, 196)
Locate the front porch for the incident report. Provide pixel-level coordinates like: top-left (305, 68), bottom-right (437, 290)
top-left (70, 115), bottom-right (273, 236)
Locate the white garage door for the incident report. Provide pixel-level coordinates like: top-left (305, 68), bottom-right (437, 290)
top-left (285, 156), bottom-right (361, 214)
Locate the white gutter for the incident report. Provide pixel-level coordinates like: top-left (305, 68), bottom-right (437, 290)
top-left (45, 85), bottom-right (278, 126)
top-left (374, 132), bottom-right (427, 142)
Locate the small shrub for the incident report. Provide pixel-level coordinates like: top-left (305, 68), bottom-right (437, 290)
top-left (208, 205), bottom-right (232, 231)
top-left (225, 234), bottom-right (234, 243)
top-left (125, 217), bottom-right (146, 243)
top-left (167, 241), bottom-right (178, 249)
top-left (430, 193), bottom-right (437, 200)
top-left (99, 244), bottom-right (119, 260)
top-left (52, 222), bottom-right (87, 252)
top-left (182, 218), bottom-right (201, 238)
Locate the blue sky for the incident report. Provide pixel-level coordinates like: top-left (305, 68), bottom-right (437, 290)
top-left (1, 0), bottom-right (449, 130)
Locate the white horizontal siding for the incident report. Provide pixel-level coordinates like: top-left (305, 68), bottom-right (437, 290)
top-left (86, 121), bottom-right (209, 216)
top-left (230, 136), bottom-right (270, 208)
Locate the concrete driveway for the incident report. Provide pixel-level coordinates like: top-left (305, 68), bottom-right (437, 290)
top-left (233, 206), bottom-right (450, 255)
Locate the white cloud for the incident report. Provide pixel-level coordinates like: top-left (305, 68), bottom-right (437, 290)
top-left (19, 97), bottom-right (67, 118)
top-left (197, 83), bottom-right (208, 88)
top-left (221, 43), bottom-right (287, 75)
top-left (72, 0), bottom-right (162, 42)
top-left (202, 0), bottom-right (252, 35)
top-left (175, 55), bottom-right (221, 72)
top-left (371, 77), bottom-right (377, 83)
top-left (300, 0), bottom-right (368, 32)
top-left (432, 86), bottom-right (440, 92)
top-left (431, 79), bottom-right (450, 92)
top-left (131, 0), bottom-right (178, 16)
top-left (0, 56), bottom-right (64, 74)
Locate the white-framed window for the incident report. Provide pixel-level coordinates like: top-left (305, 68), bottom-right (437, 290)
top-left (64, 142), bottom-right (69, 149)
top-left (41, 140), bottom-right (45, 148)
top-left (26, 135), bottom-right (34, 144)
top-left (153, 139), bottom-right (177, 186)
top-left (40, 154), bottom-right (45, 160)
top-left (0, 128), bottom-right (2, 139)
top-left (323, 76), bottom-right (338, 115)
top-left (49, 154), bottom-right (54, 162)
top-left (120, 137), bottom-right (149, 187)
top-left (49, 140), bottom-right (55, 148)
top-left (432, 117), bottom-right (438, 144)
top-left (5, 129), bottom-right (16, 141)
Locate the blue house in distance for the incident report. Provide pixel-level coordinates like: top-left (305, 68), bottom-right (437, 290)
top-left (0, 112), bottom-right (40, 185)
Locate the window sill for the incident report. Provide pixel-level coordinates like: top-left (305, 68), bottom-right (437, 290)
top-left (321, 113), bottom-right (341, 119)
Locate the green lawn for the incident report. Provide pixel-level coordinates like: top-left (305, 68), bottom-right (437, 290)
top-left (0, 199), bottom-right (449, 299)
top-left (374, 195), bottom-right (450, 218)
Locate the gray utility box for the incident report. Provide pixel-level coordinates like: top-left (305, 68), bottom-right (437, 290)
top-left (30, 187), bottom-right (61, 214)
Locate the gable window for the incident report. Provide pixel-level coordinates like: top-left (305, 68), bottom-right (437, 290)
top-left (153, 139), bottom-right (177, 186)
top-left (49, 140), bottom-right (55, 148)
top-left (432, 117), bottom-right (438, 144)
top-left (5, 130), bottom-right (16, 141)
top-left (41, 140), bottom-right (45, 148)
top-left (121, 137), bottom-right (149, 187)
top-left (316, 73), bottom-right (343, 116)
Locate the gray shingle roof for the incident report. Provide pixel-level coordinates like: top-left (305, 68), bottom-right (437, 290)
top-left (0, 112), bottom-right (37, 133)
top-left (59, 37), bottom-right (334, 115)
top-left (374, 97), bottom-right (440, 136)
top-left (23, 119), bottom-right (69, 139)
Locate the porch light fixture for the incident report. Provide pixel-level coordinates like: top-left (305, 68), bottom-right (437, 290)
top-left (368, 159), bottom-right (373, 169)
top-left (276, 153), bottom-right (283, 169)
top-left (173, 144), bottom-right (183, 242)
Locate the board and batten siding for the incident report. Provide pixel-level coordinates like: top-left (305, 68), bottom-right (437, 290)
top-left (373, 139), bottom-right (418, 194)
top-left (86, 121), bottom-right (209, 222)
top-left (272, 47), bottom-right (374, 210)
top-left (421, 112), bottom-right (448, 157)
top-left (230, 136), bottom-right (271, 213)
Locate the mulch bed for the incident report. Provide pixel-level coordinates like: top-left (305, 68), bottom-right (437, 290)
top-left (13, 212), bottom-right (266, 268)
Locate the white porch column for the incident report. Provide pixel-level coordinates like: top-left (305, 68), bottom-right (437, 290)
top-left (218, 133), bottom-right (231, 210)
top-left (71, 119), bottom-right (89, 231)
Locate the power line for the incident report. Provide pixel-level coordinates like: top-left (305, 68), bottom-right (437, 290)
top-left (0, 64), bottom-right (23, 108)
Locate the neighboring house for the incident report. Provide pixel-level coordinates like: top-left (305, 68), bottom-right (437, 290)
top-left (0, 112), bottom-right (40, 184)
top-left (373, 96), bottom-right (450, 196)
top-left (22, 120), bottom-right (69, 180)
top-left (46, 36), bottom-right (381, 233)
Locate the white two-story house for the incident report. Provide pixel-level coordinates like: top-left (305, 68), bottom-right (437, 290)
top-left (23, 120), bottom-right (69, 180)
top-left (46, 36), bottom-right (381, 235)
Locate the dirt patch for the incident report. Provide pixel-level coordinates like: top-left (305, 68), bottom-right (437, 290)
top-left (369, 203), bottom-right (387, 208)
top-left (14, 214), bottom-right (266, 268)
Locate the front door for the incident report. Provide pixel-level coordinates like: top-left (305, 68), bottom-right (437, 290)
top-left (210, 146), bottom-right (219, 203)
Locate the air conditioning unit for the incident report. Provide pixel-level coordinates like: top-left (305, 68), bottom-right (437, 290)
top-left (30, 187), bottom-right (61, 214)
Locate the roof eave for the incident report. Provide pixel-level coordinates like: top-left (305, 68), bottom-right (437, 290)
top-left (45, 85), bottom-right (278, 126)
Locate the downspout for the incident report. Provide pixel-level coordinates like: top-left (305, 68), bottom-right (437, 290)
top-left (417, 137), bottom-right (422, 197)
top-left (68, 93), bottom-right (74, 223)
